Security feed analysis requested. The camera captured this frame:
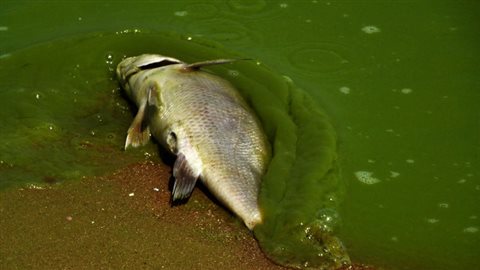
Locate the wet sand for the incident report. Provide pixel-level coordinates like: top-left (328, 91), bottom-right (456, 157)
top-left (0, 161), bottom-right (377, 270)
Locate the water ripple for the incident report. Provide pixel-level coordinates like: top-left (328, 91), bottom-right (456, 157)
top-left (284, 42), bottom-right (356, 76)
top-left (228, 0), bottom-right (267, 13)
top-left (186, 18), bottom-right (262, 46)
top-left (227, 0), bottom-right (285, 19)
top-left (185, 3), bottom-right (218, 19)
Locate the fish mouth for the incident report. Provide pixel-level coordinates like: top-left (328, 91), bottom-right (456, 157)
top-left (116, 54), bottom-right (183, 86)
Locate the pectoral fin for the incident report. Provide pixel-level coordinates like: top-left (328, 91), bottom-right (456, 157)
top-left (125, 101), bottom-right (151, 149)
top-left (147, 85), bottom-right (159, 107)
top-left (172, 153), bottom-right (200, 201)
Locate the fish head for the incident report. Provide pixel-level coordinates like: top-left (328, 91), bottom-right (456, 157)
top-left (116, 54), bottom-right (184, 101)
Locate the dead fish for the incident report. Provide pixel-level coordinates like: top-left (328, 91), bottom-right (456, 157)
top-left (116, 54), bottom-right (270, 229)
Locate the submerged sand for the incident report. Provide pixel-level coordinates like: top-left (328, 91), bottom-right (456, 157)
top-left (0, 162), bottom-right (377, 270)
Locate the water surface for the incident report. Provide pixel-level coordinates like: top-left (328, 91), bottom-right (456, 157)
top-left (1, 1), bottom-right (479, 269)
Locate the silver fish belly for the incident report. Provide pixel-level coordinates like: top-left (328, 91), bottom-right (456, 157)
top-left (116, 54), bottom-right (270, 229)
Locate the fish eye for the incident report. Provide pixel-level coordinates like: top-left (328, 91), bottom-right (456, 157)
top-left (138, 59), bottom-right (180, 70)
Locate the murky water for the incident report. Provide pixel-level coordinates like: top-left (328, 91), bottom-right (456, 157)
top-left (1, 1), bottom-right (479, 269)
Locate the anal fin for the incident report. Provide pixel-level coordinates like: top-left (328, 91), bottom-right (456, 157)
top-left (172, 153), bottom-right (200, 201)
top-left (125, 102), bottom-right (151, 149)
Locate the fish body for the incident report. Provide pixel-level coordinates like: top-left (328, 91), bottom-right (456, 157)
top-left (117, 54), bottom-right (270, 229)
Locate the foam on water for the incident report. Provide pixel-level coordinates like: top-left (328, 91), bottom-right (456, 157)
top-left (339, 86), bottom-right (351, 94)
top-left (463, 227), bottom-right (478, 233)
top-left (355, 171), bottom-right (381, 184)
top-left (174, 11), bottom-right (188, 17)
top-left (361, 25), bottom-right (381, 34)
top-left (401, 88), bottom-right (413, 94)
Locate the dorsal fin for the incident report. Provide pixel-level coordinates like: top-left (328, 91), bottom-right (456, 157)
top-left (184, 58), bottom-right (250, 70)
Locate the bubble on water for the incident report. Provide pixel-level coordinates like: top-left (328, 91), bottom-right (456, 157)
top-left (174, 10), bottom-right (188, 17)
top-left (0, 26), bottom-right (8, 31)
top-left (401, 88), bottom-right (413, 94)
top-left (306, 208), bottom-right (341, 234)
top-left (438, 203), bottom-right (449, 208)
top-left (35, 93), bottom-right (41, 99)
top-left (305, 19), bottom-right (312, 23)
top-left (77, 17), bottom-right (83, 21)
top-left (339, 86), bottom-right (350, 94)
top-left (361, 25), bottom-right (381, 34)
top-left (105, 52), bottom-right (114, 66)
top-left (228, 70), bottom-right (240, 77)
top-left (463, 227), bottom-right (478, 233)
top-left (279, 3), bottom-right (288, 8)
top-left (406, 159), bottom-right (415, 164)
top-left (354, 171), bottom-right (380, 185)
top-left (426, 218), bottom-right (439, 224)
top-left (390, 171), bottom-right (400, 178)
top-left (115, 29), bottom-right (142, 35)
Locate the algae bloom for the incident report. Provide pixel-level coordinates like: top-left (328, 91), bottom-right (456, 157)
top-left (0, 31), bottom-right (350, 269)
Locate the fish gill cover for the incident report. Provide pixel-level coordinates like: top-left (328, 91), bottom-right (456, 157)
top-left (0, 31), bottom-right (349, 269)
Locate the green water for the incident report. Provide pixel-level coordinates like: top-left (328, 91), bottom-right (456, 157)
top-left (1, 1), bottom-right (479, 269)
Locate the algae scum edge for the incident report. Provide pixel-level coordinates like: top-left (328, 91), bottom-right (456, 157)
top-left (0, 31), bottom-right (350, 269)
top-left (251, 77), bottom-right (351, 269)
top-left (113, 33), bottom-right (350, 269)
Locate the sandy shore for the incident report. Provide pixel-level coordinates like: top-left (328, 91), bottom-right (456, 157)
top-left (0, 161), bottom-right (377, 270)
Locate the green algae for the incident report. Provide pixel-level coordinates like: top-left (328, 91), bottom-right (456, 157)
top-left (0, 39), bottom-right (155, 189)
top-left (0, 31), bottom-right (347, 268)
top-left (211, 61), bottom-right (349, 268)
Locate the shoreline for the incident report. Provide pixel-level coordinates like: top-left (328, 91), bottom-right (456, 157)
top-left (0, 162), bottom-right (377, 270)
